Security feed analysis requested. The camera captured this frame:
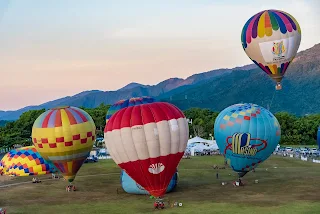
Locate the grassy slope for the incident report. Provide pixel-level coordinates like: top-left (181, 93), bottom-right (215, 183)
top-left (1, 156), bottom-right (320, 214)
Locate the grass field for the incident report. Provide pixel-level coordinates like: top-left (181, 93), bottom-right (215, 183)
top-left (1, 155), bottom-right (320, 214)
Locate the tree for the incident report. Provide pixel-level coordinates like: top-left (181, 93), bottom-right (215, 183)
top-left (1, 105), bottom-right (319, 149)
top-left (192, 125), bottom-right (205, 137)
top-left (80, 103), bottom-right (110, 137)
top-left (184, 108), bottom-right (218, 139)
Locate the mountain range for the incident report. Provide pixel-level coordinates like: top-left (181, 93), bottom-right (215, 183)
top-left (1, 43), bottom-right (320, 120)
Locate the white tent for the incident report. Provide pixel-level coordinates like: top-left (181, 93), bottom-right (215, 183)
top-left (188, 136), bottom-right (211, 144)
top-left (206, 141), bottom-right (219, 150)
top-left (187, 136), bottom-right (219, 156)
top-left (190, 144), bottom-right (209, 156)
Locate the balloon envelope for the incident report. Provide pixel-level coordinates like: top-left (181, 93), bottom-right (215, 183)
top-left (105, 96), bottom-right (181, 191)
top-left (241, 9), bottom-right (301, 89)
top-left (214, 103), bottom-right (281, 177)
top-left (121, 169), bottom-right (178, 195)
top-left (31, 106), bottom-right (96, 182)
top-left (0, 146), bottom-right (57, 176)
top-left (104, 102), bottom-right (188, 197)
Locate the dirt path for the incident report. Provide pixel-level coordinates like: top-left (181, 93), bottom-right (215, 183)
top-left (0, 173), bottom-right (119, 188)
top-left (0, 175), bottom-right (13, 182)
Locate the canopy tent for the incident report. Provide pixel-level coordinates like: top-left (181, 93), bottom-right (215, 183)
top-left (188, 136), bottom-right (211, 144)
top-left (187, 136), bottom-right (219, 156)
top-left (187, 136), bottom-right (218, 146)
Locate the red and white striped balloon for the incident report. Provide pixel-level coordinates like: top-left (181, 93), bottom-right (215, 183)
top-left (104, 102), bottom-right (189, 197)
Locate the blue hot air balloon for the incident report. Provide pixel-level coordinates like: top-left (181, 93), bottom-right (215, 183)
top-left (214, 103), bottom-right (281, 178)
top-left (317, 126), bottom-right (320, 150)
top-left (120, 169), bottom-right (178, 195)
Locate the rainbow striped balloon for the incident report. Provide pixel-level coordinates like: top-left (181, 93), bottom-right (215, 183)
top-left (32, 106), bottom-right (96, 182)
top-left (241, 9), bottom-right (301, 90)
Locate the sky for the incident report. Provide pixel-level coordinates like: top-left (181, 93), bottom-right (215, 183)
top-left (0, 0), bottom-right (319, 110)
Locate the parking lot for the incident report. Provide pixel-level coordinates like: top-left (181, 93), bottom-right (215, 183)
top-left (274, 146), bottom-right (320, 162)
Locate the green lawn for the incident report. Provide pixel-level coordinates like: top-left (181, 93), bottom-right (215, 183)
top-left (1, 155), bottom-right (320, 214)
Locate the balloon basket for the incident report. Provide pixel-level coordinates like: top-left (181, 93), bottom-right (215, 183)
top-left (275, 83), bottom-right (282, 90)
top-left (154, 198), bottom-right (165, 210)
top-left (66, 183), bottom-right (76, 192)
top-left (233, 179), bottom-right (245, 187)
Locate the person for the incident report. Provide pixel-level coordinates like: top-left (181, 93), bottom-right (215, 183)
top-left (154, 201), bottom-right (158, 209)
top-left (216, 172), bottom-right (219, 179)
top-left (32, 177), bottom-right (41, 183)
top-left (66, 184), bottom-right (76, 192)
top-left (223, 155), bottom-right (228, 166)
top-left (0, 207), bottom-right (7, 214)
top-left (238, 178), bottom-right (244, 186)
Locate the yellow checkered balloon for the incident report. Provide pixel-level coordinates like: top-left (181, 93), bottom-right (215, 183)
top-left (31, 106), bottom-right (96, 182)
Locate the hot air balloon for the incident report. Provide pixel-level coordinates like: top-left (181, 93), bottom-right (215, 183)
top-left (0, 146), bottom-right (57, 176)
top-left (214, 103), bottom-right (281, 180)
top-left (105, 97), bottom-right (179, 194)
top-left (106, 96), bottom-right (155, 124)
top-left (241, 9), bottom-right (301, 90)
top-left (121, 169), bottom-right (178, 195)
top-left (104, 102), bottom-right (188, 198)
top-left (31, 106), bottom-right (96, 189)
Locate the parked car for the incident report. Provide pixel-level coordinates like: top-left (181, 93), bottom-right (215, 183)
top-left (285, 147), bottom-right (293, 152)
top-left (85, 155), bottom-right (98, 163)
top-left (310, 148), bottom-right (318, 155)
top-left (300, 148), bottom-right (309, 156)
top-left (84, 150), bottom-right (98, 163)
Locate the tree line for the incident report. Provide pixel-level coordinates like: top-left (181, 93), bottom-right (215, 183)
top-left (0, 105), bottom-right (319, 151)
